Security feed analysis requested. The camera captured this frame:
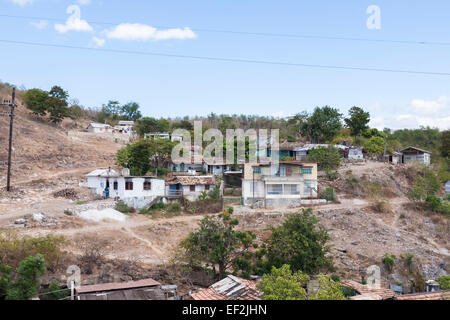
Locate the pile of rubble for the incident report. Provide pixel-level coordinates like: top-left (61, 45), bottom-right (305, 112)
top-left (12, 212), bottom-right (58, 228)
top-left (53, 188), bottom-right (78, 200)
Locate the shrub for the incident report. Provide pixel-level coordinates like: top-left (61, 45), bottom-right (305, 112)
top-left (382, 254), bottom-right (396, 272)
top-left (331, 274), bottom-right (341, 282)
top-left (115, 202), bottom-right (132, 214)
top-left (168, 203), bottom-right (181, 213)
top-left (370, 200), bottom-right (393, 213)
top-left (0, 232), bottom-right (67, 271)
top-left (325, 170), bottom-right (338, 181)
top-left (306, 146), bottom-right (341, 170)
top-left (436, 275), bottom-right (450, 290)
top-left (41, 282), bottom-right (70, 300)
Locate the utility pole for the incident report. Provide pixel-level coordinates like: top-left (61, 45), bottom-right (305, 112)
top-left (1, 88), bottom-right (16, 191)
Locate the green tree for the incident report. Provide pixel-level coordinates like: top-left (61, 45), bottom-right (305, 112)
top-left (304, 106), bottom-right (342, 143)
top-left (0, 260), bottom-right (12, 298)
top-left (308, 274), bottom-right (347, 300)
top-left (436, 275), bottom-right (450, 290)
top-left (47, 86), bottom-right (69, 124)
top-left (442, 130), bottom-right (450, 158)
top-left (257, 264), bottom-right (309, 300)
top-left (115, 139), bottom-right (175, 176)
top-left (262, 209), bottom-right (333, 274)
top-left (257, 265), bottom-right (346, 300)
top-left (41, 282), bottom-right (70, 300)
top-left (121, 102), bottom-right (142, 121)
top-left (135, 117), bottom-right (170, 137)
top-left (344, 106), bottom-right (370, 138)
top-left (103, 100), bottom-right (121, 120)
top-left (23, 88), bottom-right (49, 117)
top-left (6, 254), bottom-right (46, 300)
top-left (179, 213), bottom-right (255, 279)
top-left (364, 136), bottom-right (385, 155)
top-left (306, 146), bottom-right (341, 170)
top-left (171, 120), bottom-right (193, 131)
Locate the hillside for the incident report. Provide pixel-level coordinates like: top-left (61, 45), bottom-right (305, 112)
top-left (0, 92), bottom-right (124, 203)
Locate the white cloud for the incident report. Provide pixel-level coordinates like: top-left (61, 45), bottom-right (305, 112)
top-left (90, 37), bottom-right (105, 48)
top-left (368, 96), bottom-right (450, 131)
top-left (104, 23), bottom-right (197, 41)
top-left (10, 0), bottom-right (33, 7)
top-left (77, 0), bottom-right (91, 5)
top-left (410, 96), bottom-right (450, 114)
top-left (30, 20), bottom-right (48, 29)
top-left (55, 5), bottom-right (93, 34)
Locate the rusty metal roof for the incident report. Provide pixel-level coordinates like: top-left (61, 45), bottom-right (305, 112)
top-left (166, 175), bottom-right (216, 186)
top-left (76, 278), bottom-right (161, 294)
top-left (191, 275), bottom-right (261, 300)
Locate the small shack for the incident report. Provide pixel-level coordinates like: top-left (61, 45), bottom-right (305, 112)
top-left (190, 275), bottom-right (261, 300)
top-left (445, 180), bottom-right (450, 196)
top-left (74, 278), bottom-right (178, 300)
top-left (348, 147), bottom-right (364, 160)
top-left (400, 146), bottom-right (431, 166)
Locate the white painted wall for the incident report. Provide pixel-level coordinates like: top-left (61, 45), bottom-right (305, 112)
top-left (86, 176), bottom-right (165, 199)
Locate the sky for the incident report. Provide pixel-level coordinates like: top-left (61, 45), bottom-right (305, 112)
top-left (0, 0), bottom-right (449, 130)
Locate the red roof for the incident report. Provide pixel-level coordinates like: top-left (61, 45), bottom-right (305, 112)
top-left (76, 278), bottom-right (161, 294)
top-left (342, 280), bottom-right (396, 300)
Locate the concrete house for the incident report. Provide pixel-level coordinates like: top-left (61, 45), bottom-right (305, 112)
top-left (144, 132), bottom-right (170, 140)
top-left (348, 147), bottom-right (364, 160)
top-left (114, 120), bottom-right (134, 134)
top-left (400, 146), bottom-right (431, 166)
top-left (166, 176), bottom-right (217, 201)
top-left (445, 180), bottom-right (450, 196)
top-left (242, 161), bottom-right (318, 208)
top-left (87, 123), bottom-right (112, 133)
top-left (83, 168), bottom-right (165, 209)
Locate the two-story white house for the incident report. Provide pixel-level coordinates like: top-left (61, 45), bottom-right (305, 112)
top-left (83, 168), bottom-right (165, 209)
top-left (242, 161), bottom-right (318, 208)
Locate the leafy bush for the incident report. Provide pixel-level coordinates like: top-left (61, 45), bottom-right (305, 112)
top-left (306, 146), bottom-right (341, 170)
top-left (0, 232), bottom-right (67, 271)
top-left (115, 202), bottom-right (132, 214)
top-left (208, 187), bottom-right (221, 200)
top-left (41, 282), bottom-right (70, 300)
top-left (325, 170), bottom-right (338, 181)
top-left (168, 203), bottom-right (181, 213)
top-left (370, 200), bottom-right (393, 213)
top-left (382, 254), bottom-right (396, 272)
top-left (436, 275), bottom-right (450, 290)
top-left (260, 208), bottom-right (333, 275)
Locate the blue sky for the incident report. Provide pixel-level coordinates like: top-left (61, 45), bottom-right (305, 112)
top-left (1, 0), bottom-right (449, 130)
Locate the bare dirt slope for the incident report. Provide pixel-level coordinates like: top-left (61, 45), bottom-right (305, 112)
top-left (0, 97), bottom-right (125, 211)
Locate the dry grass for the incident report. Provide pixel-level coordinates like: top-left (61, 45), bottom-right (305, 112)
top-left (370, 199), bottom-right (393, 213)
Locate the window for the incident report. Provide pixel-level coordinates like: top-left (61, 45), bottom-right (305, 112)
top-left (205, 185), bottom-right (210, 191)
top-left (302, 168), bottom-right (312, 175)
top-left (113, 181), bottom-right (118, 190)
top-left (253, 167), bottom-right (261, 174)
top-left (143, 179), bottom-right (152, 190)
top-left (267, 184), bottom-right (283, 195)
top-left (286, 184), bottom-right (299, 195)
top-left (125, 180), bottom-right (133, 190)
top-left (190, 185), bottom-right (196, 192)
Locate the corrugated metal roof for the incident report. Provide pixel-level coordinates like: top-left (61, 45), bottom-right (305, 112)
top-left (76, 278), bottom-right (161, 294)
top-left (166, 176), bottom-right (216, 186)
top-left (86, 168), bottom-right (119, 177)
top-left (191, 275), bottom-right (261, 300)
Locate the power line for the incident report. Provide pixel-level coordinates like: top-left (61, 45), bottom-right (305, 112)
top-left (1, 39), bottom-right (450, 76)
top-left (1, 13), bottom-right (450, 47)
